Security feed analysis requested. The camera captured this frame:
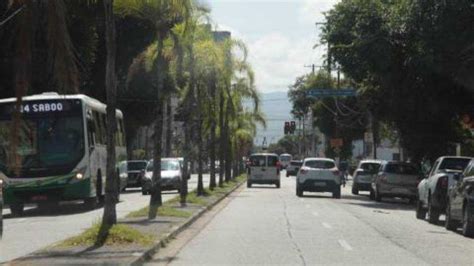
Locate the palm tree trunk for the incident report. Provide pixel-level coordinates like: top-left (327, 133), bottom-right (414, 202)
top-left (196, 84), bottom-right (204, 195)
top-left (98, 0), bottom-right (117, 243)
top-left (148, 34), bottom-right (165, 220)
top-left (218, 90), bottom-right (225, 187)
top-left (208, 76), bottom-right (217, 190)
top-left (165, 97), bottom-right (172, 157)
top-left (224, 108), bottom-right (232, 182)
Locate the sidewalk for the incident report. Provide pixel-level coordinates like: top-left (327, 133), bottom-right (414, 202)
top-left (9, 176), bottom-right (246, 265)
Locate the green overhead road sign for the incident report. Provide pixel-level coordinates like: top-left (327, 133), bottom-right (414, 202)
top-left (307, 88), bottom-right (357, 98)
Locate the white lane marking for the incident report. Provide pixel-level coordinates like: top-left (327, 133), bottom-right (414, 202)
top-left (338, 240), bottom-right (353, 251)
top-left (305, 204), bottom-right (310, 208)
top-left (322, 222), bottom-right (332, 229)
top-left (312, 211), bottom-right (319, 217)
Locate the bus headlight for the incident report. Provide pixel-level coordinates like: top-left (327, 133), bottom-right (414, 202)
top-left (75, 173), bottom-right (84, 180)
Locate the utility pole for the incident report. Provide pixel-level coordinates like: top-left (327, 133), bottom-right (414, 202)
top-left (315, 21), bottom-right (331, 77)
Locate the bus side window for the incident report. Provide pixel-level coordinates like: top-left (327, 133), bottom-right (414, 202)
top-left (120, 119), bottom-right (126, 146)
top-left (93, 111), bottom-right (102, 145)
top-left (100, 113), bottom-right (107, 145)
top-left (87, 118), bottom-right (96, 148)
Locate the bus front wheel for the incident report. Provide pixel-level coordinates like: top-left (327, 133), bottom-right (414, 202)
top-left (10, 203), bottom-right (24, 217)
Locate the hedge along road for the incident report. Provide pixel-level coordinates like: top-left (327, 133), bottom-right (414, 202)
top-left (0, 173), bottom-right (210, 263)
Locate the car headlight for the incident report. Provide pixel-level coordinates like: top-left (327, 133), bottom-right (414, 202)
top-left (75, 173), bottom-right (84, 180)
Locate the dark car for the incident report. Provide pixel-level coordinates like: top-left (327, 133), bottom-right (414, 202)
top-left (445, 159), bottom-right (474, 237)
top-left (371, 161), bottom-right (422, 203)
top-left (124, 160), bottom-right (148, 188)
top-left (286, 160), bottom-right (303, 177)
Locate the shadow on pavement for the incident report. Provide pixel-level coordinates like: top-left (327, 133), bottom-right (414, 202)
top-left (3, 201), bottom-right (106, 219)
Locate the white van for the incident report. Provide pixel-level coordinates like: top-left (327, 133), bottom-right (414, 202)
top-left (279, 153), bottom-right (292, 169)
top-left (247, 153), bottom-right (281, 188)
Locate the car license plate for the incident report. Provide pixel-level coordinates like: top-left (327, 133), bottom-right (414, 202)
top-left (314, 182), bottom-right (326, 187)
top-left (32, 195), bottom-right (47, 201)
top-left (393, 188), bottom-right (407, 194)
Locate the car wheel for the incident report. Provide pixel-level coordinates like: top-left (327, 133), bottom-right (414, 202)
top-left (462, 204), bottom-right (474, 237)
top-left (428, 196), bottom-right (440, 224)
top-left (9, 203), bottom-right (24, 217)
top-left (445, 202), bottom-right (458, 231)
top-left (247, 181), bottom-right (252, 188)
top-left (141, 190), bottom-right (148, 195)
top-left (333, 186), bottom-right (341, 199)
top-left (375, 188), bottom-right (382, 202)
top-left (369, 189), bottom-right (375, 200)
top-left (416, 199), bottom-right (427, 220)
top-left (83, 197), bottom-right (98, 210)
top-left (286, 173), bottom-right (290, 178)
top-left (276, 181), bottom-right (281, 188)
top-left (352, 185), bottom-right (359, 195)
top-left (296, 185), bottom-right (303, 197)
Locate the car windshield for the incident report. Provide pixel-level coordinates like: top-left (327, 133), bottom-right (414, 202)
top-left (385, 164), bottom-right (420, 175)
top-left (146, 160), bottom-right (180, 172)
top-left (0, 116), bottom-right (84, 177)
top-left (439, 158), bottom-right (470, 172)
top-left (305, 160), bottom-right (335, 169)
top-left (360, 163), bottom-right (381, 174)
top-left (128, 161), bottom-right (147, 171)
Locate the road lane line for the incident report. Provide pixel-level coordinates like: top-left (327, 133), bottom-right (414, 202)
top-left (322, 222), bottom-right (332, 229)
top-left (338, 240), bottom-right (353, 251)
top-left (312, 211), bottom-right (319, 217)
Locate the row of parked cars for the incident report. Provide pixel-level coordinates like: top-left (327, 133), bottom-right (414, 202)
top-left (351, 156), bottom-right (474, 237)
top-left (120, 157), bottom-right (186, 195)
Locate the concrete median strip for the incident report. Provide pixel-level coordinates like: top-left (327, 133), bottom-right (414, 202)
top-left (9, 175), bottom-right (247, 265)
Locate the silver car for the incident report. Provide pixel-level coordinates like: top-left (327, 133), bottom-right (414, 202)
top-left (371, 161), bottom-right (422, 203)
top-left (141, 158), bottom-right (183, 195)
top-left (352, 160), bottom-right (383, 195)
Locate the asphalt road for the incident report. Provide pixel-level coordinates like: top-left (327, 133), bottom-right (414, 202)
top-left (0, 174), bottom-right (210, 263)
top-left (151, 172), bottom-right (474, 266)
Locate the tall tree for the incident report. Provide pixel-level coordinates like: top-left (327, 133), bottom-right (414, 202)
top-left (114, 0), bottom-right (192, 219)
top-left (98, 0), bottom-right (119, 242)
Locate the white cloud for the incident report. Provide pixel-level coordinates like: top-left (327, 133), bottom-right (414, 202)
top-left (247, 32), bottom-right (326, 93)
top-left (299, 0), bottom-right (340, 24)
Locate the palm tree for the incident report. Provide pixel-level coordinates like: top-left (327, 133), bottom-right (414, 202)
top-left (98, 0), bottom-right (119, 243)
top-left (114, 0), bottom-right (193, 219)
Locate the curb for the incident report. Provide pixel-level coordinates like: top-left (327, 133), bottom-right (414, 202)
top-left (130, 179), bottom-right (247, 265)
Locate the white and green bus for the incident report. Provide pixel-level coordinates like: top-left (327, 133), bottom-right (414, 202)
top-left (0, 92), bottom-right (127, 216)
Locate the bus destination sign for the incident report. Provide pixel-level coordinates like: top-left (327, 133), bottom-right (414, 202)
top-left (0, 99), bottom-right (82, 117)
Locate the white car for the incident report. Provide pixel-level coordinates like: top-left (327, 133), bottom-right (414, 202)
top-left (417, 156), bottom-right (472, 223)
top-left (142, 158), bottom-right (183, 195)
top-left (296, 158), bottom-right (341, 198)
top-left (247, 153), bottom-right (281, 188)
top-left (352, 160), bottom-right (383, 195)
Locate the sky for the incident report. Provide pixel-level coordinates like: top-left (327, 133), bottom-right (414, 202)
top-left (206, 0), bottom-right (340, 93)
top-left (205, 0), bottom-right (341, 144)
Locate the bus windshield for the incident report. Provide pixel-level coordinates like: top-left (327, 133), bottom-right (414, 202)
top-left (0, 116), bottom-right (84, 177)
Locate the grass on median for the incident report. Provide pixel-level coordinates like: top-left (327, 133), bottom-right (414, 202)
top-left (126, 205), bottom-right (192, 219)
top-left (60, 222), bottom-right (154, 247)
top-left (126, 174), bottom-right (247, 219)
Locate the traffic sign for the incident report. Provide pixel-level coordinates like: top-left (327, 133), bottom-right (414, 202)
top-left (330, 138), bottom-right (343, 148)
top-left (307, 88), bottom-right (357, 98)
